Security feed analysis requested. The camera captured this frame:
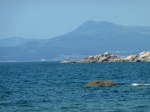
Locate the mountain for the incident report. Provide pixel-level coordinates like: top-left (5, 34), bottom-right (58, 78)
top-left (0, 20), bottom-right (150, 61)
top-left (0, 37), bottom-right (36, 47)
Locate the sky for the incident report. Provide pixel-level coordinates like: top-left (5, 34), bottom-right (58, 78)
top-left (0, 0), bottom-right (150, 39)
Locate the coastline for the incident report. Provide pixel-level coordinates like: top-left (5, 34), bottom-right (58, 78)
top-left (61, 51), bottom-right (150, 63)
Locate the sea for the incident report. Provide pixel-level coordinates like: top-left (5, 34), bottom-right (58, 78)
top-left (0, 62), bottom-right (150, 112)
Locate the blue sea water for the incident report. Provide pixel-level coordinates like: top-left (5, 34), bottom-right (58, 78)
top-left (0, 62), bottom-right (150, 112)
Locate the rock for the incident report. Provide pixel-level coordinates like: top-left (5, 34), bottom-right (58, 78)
top-left (139, 51), bottom-right (150, 58)
top-left (78, 56), bottom-right (98, 63)
top-left (63, 51), bottom-right (150, 63)
top-left (110, 55), bottom-right (118, 59)
top-left (84, 80), bottom-right (116, 87)
top-left (84, 80), bottom-right (100, 87)
top-left (98, 57), bottom-right (109, 62)
top-left (138, 51), bottom-right (150, 62)
top-left (125, 55), bottom-right (138, 62)
top-left (139, 51), bottom-right (150, 56)
top-left (113, 58), bottom-right (126, 62)
top-left (79, 52), bottom-right (121, 63)
top-left (139, 51), bottom-right (148, 56)
top-left (147, 56), bottom-right (150, 62)
top-left (104, 52), bottom-right (110, 56)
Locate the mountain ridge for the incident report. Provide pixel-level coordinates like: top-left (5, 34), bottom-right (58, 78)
top-left (0, 36), bottom-right (36, 47)
top-left (0, 21), bottom-right (150, 61)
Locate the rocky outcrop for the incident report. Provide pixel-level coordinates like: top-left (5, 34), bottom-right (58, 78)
top-left (84, 80), bottom-right (116, 87)
top-left (125, 55), bottom-right (138, 62)
top-left (78, 51), bottom-right (150, 63)
top-left (138, 51), bottom-right (150, 62)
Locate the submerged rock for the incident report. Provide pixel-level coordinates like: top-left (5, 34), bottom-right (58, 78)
top-left (84, 80), bottom-right (116, 87)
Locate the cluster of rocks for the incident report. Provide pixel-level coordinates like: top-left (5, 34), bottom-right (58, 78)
top-left (79, 51), bottom-right (150, 63)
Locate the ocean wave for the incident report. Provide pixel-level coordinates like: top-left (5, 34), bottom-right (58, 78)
top-left (131, 83), bottom-right (150, 86)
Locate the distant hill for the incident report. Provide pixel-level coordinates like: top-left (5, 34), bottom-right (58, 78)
top-left (0, 20), bottom-right (150, 61)
top-left (0, 37), bottom-right (36, 47)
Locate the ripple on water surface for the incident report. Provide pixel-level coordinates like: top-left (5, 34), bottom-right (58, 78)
top-left (0, 62), bottom-right (150, 112)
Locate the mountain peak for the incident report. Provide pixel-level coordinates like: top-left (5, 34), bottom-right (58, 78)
top-left (70, 20), bottom-right (121, 35)
top-left (84, 20), bottom-right (114, 25)
top-left (77, 20), bottom-right (118, 31)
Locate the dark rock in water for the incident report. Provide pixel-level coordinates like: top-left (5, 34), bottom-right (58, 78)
top-left (84, 80), bottom-right (116, 87)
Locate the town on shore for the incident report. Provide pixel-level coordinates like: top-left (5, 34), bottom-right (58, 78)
top-left (61, 51), bottom-right (150, 63)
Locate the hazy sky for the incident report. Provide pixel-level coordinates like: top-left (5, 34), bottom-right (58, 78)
top-left (0, 0), bottom-right (150, 39)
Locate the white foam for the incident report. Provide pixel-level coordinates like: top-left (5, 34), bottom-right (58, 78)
top-left (131, 83), bottom-right (143, 86)
top-left (144, 84), bottom-right (150, 86)
top-left (131, 83), bottom-right (150, 86)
